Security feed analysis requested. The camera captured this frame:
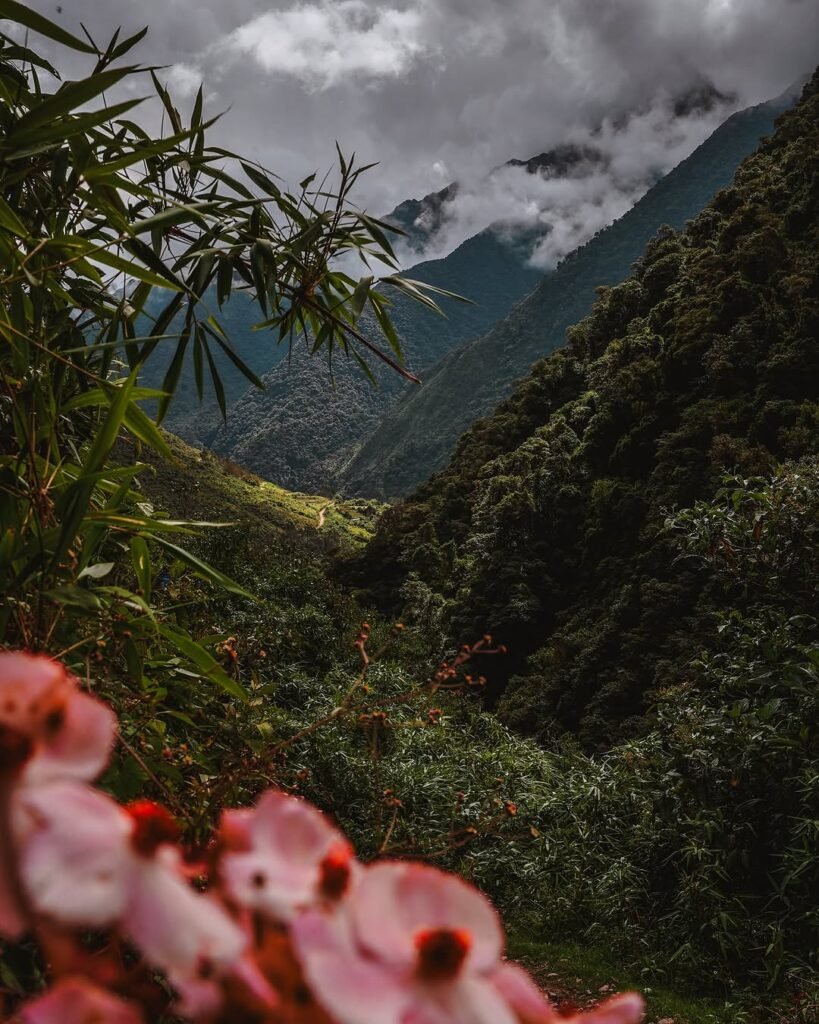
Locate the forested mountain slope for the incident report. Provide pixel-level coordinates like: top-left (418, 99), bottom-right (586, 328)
top-left (355, 71), bottom-right (819, 747)
top-left (342, 87), bottom-right (800, 499)
top-left (142, 201), bottom-right (545, 487)
top-left (207, 230), bottom-right (542, 491)
top-left (149, 98), bottom-right (761, 494)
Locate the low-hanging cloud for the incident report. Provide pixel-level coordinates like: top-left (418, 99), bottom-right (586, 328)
top-left (400, 90), bottom-right (740, 270)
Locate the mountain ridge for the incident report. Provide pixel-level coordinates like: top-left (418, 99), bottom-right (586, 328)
top-left (340, 87), bottom-right (800, 499)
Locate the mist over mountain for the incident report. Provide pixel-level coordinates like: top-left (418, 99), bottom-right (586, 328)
top-left (27, 0), bottom-right (819, 220)
top-left (390, 84), bottom-right (739, 270)
top-left (341, 84), bottom-right (800, 498)
top-left (151, 88), bottom-right (791, 495)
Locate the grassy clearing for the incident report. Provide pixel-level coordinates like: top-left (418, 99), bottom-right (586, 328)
top-left (138, 434), bottom-right (384, 547)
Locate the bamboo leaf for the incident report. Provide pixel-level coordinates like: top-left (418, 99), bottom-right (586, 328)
top-left (9, 66), bottom-right (137, 136)
top-left (157, 622), bottom-right (248, 700)
top-left (78, 561), bottom-right (115, 580)
top-left (130, 536), bottom-right (152, 600)
top-left (152, 536), bottom-right (255, 599)
top-left (0, 0), bottom-right (96, 52)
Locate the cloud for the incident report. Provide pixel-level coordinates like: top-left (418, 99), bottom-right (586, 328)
top-left (394, 92), bottom-right (737, 269)
top-left (15, 0), bottom-right (819, 252)
top-left (226, 1), bottom-right (432, 90)
top-left (165, 63), bottom-right (203, 98)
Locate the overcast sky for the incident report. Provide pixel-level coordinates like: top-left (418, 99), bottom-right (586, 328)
top-left (21, 0), bottom-right (819, 262)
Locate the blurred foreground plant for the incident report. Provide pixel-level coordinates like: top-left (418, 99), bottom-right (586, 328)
top-left (0, 651), bottom-right (645, 1024)
top-left (0, 2), bottom-right (455, 689)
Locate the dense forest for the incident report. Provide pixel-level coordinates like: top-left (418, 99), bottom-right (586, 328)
top-left (350, 68), bottom-right (819, 990)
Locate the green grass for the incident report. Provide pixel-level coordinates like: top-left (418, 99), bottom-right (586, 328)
top-left (139, 433), bottom-right (384, 547)
top-left (507, 937), bottom-right (819, 1024)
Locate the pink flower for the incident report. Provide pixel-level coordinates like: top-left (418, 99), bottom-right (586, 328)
top-left (15, 977), bottom-right (143, 1024)
top-left (0, 653), bottom-right (115, 937)
top-left (0, 652), bottom-right (115, 787)
top-left (292, 860), bottom-right (561, 1024)
top-left (220, 789), bottom-right (356, 922)
top-left (492, 967), bottom-right (644, 1024)
top-left (14, 781), bottom-right (248, 984)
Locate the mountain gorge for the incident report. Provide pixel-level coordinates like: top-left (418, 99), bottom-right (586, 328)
top-left (148, 90), bottom-right (786, 497)
top-left (144, 189), bottom-right (546, 485)
top-left (5, 5), bottom-right (819, 1011)
top-left (206, 229), bottom-right (543, 491)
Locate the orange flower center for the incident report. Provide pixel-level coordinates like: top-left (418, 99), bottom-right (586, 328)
top-left (318, 845), bottom-right (352, 901)
top-left (414, 927), bottom-right (472, 981)
top-left (126, 800), bottom-right (181, 856)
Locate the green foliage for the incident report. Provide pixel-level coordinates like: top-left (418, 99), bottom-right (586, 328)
top-left (342, 75), bottom-right (819, 995)
top-left (188, 229), bottom-right (542, 494)
top-left (507, 937), bottom-right (792, 1024)
top-left (0, 8), bottom-right (445, 688)
top-left (146, 444), bottom-right (818, 992)
top-left (2, 11), bottom-right (817, 1010)
top-left (350, 467), bottom-right (818, 992)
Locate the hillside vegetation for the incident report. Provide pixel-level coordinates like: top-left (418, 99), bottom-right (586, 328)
top-left (134, 437), bottom-right (819, 1004)
top-left (358, 72), bottom-right (819, 742)
top-left (343, 69), bottom-right (819, 993)
top-left (342, 87), bottom-right (799, 498)
top-left (135, 74), bottom-right (819, 998)
top-left (205, 230), bottom-right (542, 492)
top-left (2, 11), bottom-right (817, 1018)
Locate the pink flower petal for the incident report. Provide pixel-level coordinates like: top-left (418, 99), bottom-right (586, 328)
top-left (126, 849), bottom-right (247, 976)
top-left (168, 974), bottom-right (224, 1019)
top-left (15, 781), bottom-right (245, 982)
top-left (249, 791), bottom-right (339, 858)
top-left (169, 955), bottom-right (279, 1019)
top-left (221, 789), bottom-right (353, 920)
top-left (564, 994), bottom-right (645, 1024)
top-left (17, 977), bottom-right (143, 1024)
top-left (293, 909), bottom-right (410, 1024)
top-left (15, 782), bottom-right (131, 926)
top-left (442, 975), bottom-right (519, 1024)
top-left (0, 652), bottom-right (115, 786)
top-left (219, 807), bottom-right (254, 850)
top-left (24, 691), bottom-right (115, 786)
top-left (352, 861), bottom-right (504, 971)
top-left (0, 653), bottom-right (67, 730)
top-left (401, 1006), bottom-right (454, 1024)
top-left (490, 962), bottom-right (556, 1023)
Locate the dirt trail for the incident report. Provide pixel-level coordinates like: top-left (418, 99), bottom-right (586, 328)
top-left (317, 501), bottom-right (335, 529)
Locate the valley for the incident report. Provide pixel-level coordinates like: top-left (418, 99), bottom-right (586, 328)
top-left (1, 8), bottom-right (817, 1022)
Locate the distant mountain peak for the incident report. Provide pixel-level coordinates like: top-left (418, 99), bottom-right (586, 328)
top-left (505, 142), bottom-right (608, 178)
top-left (670, 80), bottom-right (736, 118)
